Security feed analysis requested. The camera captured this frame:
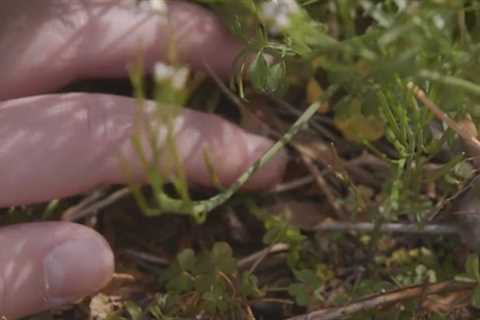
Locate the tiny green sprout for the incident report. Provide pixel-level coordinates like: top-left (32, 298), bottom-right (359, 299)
top-left (456, 254), bottom-right (480, 284)
top-left (454, 254), bottom-right (480, 309)
top-left (288, 268), bottom-right (325, 306)
top-left (248, 49), bottom-right (287, 95)
top-left (473, 286), bottom-right (480, 309)
top-left (466, 254), bottom-right (480, 283)
top-left (263, 215), bottom-right (306, 267)
top-left (124, 301), bottom-right (144, 320)
top-left (158, 242), bottom-right (262, 318)
top-left (153, 62), bottom-right (190, 107)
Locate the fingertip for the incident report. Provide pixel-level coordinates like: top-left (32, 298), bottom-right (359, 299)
top-left (77, 0), bottom-right (244, 79)
top-left (42, 225), bottom-right (115, 309)
top-left (167, 1), bottom-right (244, 77)
top-left (0, 222), bottom-right (114, 319)
top-left (0, 0), bottom-right (244, 100)
top-left (240, 133), bottom-right (288, 191)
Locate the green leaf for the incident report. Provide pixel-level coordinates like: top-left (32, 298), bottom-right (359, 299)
top-left (211, 242), bottom-right (237, 274)
top-left (263, 216), bottom-right (306, 246)
top-left (177, 249), bottom-right (196, 272)
top-left (472, 285), bottom-right (480, 309)
top-left (334, 98), bottom-right (384, 142)
top-left (238, 0), bottom-right (257, 13)
top-left (465, 254), bottom-right (480, 282)
top-left (239, 272), bottom-right (262, 298)
top-left (288, 283), bottom-right (310, 306)
top-left (201, 281), bottom-right (229, 313)
top-left (293, 269), bottom-right (318, 284)
top-left (124, 301), bottom-right (144, 320)
top-left (249, 51), bottom-right (269, 92)
top-left (248, 51), bottom-right (287, 94)
top-left (265, 62), bottom-right (287, 94)
top-left (168, 272), bottom-right (193, 293)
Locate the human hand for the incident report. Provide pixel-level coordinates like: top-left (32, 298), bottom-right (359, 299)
top-left (0, 1), bottom-right (287, 318)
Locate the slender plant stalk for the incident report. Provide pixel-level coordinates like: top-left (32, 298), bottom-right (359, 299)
top-left (419, 70), bottom-right (480, 97)
top-left (143, 101), bottom-right (321, 222)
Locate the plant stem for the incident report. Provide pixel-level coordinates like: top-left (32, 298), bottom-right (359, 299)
top-left (419, 70), bottom-right (480, 97)
top-left (155, 101), bottom-right (322, 221)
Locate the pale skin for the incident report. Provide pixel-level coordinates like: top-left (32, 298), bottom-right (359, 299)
top-left (0, 1), bottom-right (287, 318)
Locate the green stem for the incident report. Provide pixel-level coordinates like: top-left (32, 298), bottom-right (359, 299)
top-left (158, 101), bottom-right (321, 222)
top-left (419, 70), bottom-right (480, 96)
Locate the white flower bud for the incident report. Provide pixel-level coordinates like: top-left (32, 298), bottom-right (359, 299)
top-left (154, 62), bottom-right (189, 90)
top-left (171, 67), bottom-right (190, 90)
top-left (260, 0), bottom-right (300, 34)
top-left (154, 62), bottom-right (175, 82)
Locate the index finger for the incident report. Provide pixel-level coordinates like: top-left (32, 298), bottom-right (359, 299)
top-left (0, 0), bottom-right (243, 100)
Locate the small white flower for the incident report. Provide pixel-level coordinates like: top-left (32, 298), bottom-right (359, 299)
top-left (153, 62), bottom-right (189, 90)
top-left (261, 1), bottom-right (278, 20)
top-left (260, 0), bottom-right (300, 34)
top-left (171, 67), bottom-right (190, 90)
top-left (393, 0), bottom-right (407, 11)
top-left (154, 62), bottom-right (175, 82)
top-left (432, 14), bottom-right (445, 30)
top-left (275, 13), bottom-right (290, 29)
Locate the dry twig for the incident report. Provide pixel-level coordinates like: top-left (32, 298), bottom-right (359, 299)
top-left (62, 188), bottom-right (130, 221)
top-left (269, 175), bottom-right (316, 193)
top-left (285, 281), bottom-right (474, 320)
top-left (61, 188), bottom-right (108, 220)
top-left (122, 249), bottom-right (170, 266)
top-left (313, 221), bottom-right (458, 236)
top-left (237, 243), bottom-right (290, 271)
top-left (300, 154), bottom-right (347, 220)
top-left (407, 82), bottom-right (480, 151)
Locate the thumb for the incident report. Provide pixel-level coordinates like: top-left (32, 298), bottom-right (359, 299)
top-left (0, 222), bottom-right (114, 319)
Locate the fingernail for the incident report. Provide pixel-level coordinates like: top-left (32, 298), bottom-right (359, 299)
top-left (43, 237), bottom-right (114, 307)
top-left (245, 134), bottom-right (271, 156)
top-left (245, 133), bottom-right (287, 164)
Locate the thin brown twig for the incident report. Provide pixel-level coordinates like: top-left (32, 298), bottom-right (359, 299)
top-left (237, 243), bottom-right (290, 271)
top-left (407, 82), bottom-right (480, 151)
top-left (244, 305), bottom-right (256, 320)
top-left (250, 298), bottom-right (294, 305)
top-left (285, 281), bottom-right (474, 320)
top-left (301, 154), bottom-right (347, 220)
top-left (61, 187), bottom-right (108, 220)
top-left (268, 175), bottom-right (316, 193)
top-left (122, 248), bottom-right (170, 266)
top-left (62, 187), bottom-right (130, 221)
top-left (313, 221), bottom-right (458, 236)
top-left (426, 174), bottom-right (480, 221)
top-left (205, 63), bottom-right (247, 114)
